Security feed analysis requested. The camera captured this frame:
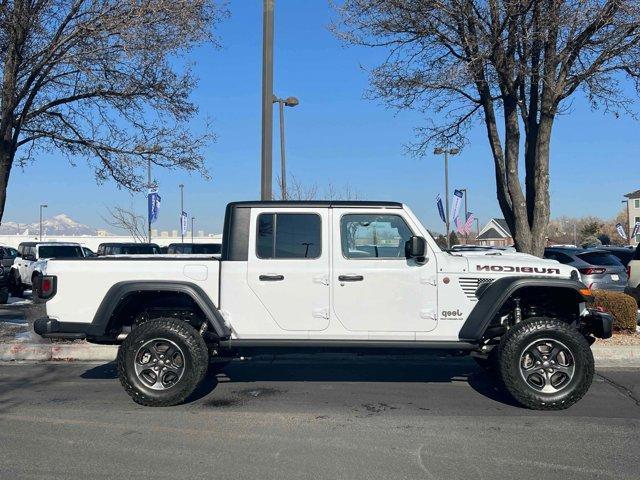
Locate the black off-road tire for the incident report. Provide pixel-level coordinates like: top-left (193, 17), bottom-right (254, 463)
top-left (117, 318), bottom-right (209, 407)
top-left (497, 317), bottom-right (594, 410)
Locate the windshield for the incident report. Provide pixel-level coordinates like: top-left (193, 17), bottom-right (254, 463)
top-left (118, 245), bottom-right (160, 254)
top-left (38, 245), bottom-right (83, 258)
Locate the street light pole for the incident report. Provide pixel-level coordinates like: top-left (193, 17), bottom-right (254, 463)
top-left (622, 200), bottom-right (631, 244)
top-left (179, 184), bottom-right (184, 243)
top-left (434, 147), bottom-right (460, 249)
top-left (273, 96), bottom-right (299, 200)
top-left (460, 188), bottom-right (468, 243)
top-left (39, 204), bottom-right (48, 241)
top-left (191, 217), bottom-right (195, 244)
top-left (261, 0), bottom-right (275, 201)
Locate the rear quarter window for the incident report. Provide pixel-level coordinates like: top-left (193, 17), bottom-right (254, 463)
top-left (577, 252), bottom-right (622, 266)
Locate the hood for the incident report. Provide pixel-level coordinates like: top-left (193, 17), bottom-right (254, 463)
top-left (460, 252), bottom-right (577, 279)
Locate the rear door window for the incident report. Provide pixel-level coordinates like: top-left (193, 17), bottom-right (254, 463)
top-left (256, 213), bottom-right (321, 259)
top-left (577, 252), bottom-right (622, 266)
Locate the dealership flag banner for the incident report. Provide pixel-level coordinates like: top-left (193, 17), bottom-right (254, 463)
top-left (180, 211), bottom-right (188, 236)
top-left (455, 216), bottom-right (465, 234)
top-left (463, 212), bottom-right (475, 235)
top-left (451, 189), bottom-right (464, 224)
top-left (147, 189), bottom-right (161, 225)
top-left (616, 223), bottom-right (628, 240)
top-left (632, 221), bottom-right (640, 238)
top-left (436, 195), bottom-right (446, 224)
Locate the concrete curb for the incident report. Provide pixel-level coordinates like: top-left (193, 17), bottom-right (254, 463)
top-left (0, 343), bottom-right (117, 362)
top-left (0, 343), bottom-right (638, 366)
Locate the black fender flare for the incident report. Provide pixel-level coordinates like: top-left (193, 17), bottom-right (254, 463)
top-left (91, 281), bottom-right (230, 339)
top-left (458, 276), bottom-right (589, 342)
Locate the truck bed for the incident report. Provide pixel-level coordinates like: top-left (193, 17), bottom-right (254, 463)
top-left (43, 256), bottom-right (221, 325)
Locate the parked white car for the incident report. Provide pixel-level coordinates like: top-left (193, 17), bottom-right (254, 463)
top-left (626, 244), bottom-right (640, 304)
top-left (34, 201), bottom-right (612, 410)
top-left (11, 242), bottom-right (84, 296)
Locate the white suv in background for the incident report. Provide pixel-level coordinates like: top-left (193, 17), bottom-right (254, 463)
top-left (626, 244), bottom-right (640, 305)
top-left (11, 242), bottom-right (84, 297)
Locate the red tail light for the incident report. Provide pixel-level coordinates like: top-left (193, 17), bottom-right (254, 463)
top-left (38, 275), bottom-right (57, 299)
top-left (579, 267), bottom-right (606, 275)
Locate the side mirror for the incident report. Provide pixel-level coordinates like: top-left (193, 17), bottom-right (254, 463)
top-left (405, 236), bottom-right (427, 260)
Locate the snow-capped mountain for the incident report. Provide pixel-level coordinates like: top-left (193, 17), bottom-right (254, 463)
top-left (0, 214), bottom-right (104, 236)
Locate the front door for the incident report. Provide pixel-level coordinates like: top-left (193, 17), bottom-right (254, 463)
top-left (332, 210), bottom-right (438, 333)
top-left (247, 208), bottom-right (330, 331)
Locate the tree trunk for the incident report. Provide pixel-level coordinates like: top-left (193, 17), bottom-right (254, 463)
top-left (0, 144), bottom-right (15, 225)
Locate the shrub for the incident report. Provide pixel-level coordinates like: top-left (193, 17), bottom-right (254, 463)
top-left (591, 290), bottom-right (638, 333)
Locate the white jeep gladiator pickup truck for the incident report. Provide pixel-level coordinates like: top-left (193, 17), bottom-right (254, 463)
top-left (34, 201), bottom-right (612, 410)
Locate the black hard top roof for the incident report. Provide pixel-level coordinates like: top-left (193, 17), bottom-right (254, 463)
top-left (227, 200), bottom-right (403, 209)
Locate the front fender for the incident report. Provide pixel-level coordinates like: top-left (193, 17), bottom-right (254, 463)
top-left (458, 276), bottom-right (589, 342)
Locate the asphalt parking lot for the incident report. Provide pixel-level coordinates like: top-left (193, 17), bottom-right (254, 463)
top-left (1, 357), bottom-right (638, 480)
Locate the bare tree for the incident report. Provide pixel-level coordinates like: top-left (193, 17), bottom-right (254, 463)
top-left (275, 174), bottom-right (360, 200)
top-left (102, 205), bottom-right (146, 242)
top-left (0, 0), bottom-right (226, 222)
top-left (334, 0), bottom-right (640, 255)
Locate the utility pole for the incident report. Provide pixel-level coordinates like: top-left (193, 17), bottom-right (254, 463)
top-left (179, 184), bottom-right (184, 243)
top-left (434, 147), bottom-right (460, 249)
top-left (475, 218), bottom-right (480, 242)
top-left (273, 96), bottom-right (299, 200)
top-left (191, 217), bottom-right (195, 244)
top-left (39, 204), bottom-right (48, 241)
top-left (261, 0), bottom-right (275, 200)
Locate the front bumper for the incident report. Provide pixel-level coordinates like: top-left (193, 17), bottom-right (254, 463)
top-left (580, 309), bottom-right (613, 339)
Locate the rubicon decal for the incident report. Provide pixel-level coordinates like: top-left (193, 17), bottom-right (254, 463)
top-left (477, 265), bottom-right (561, 274)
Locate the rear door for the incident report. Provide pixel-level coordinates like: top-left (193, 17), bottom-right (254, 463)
top-left (331, 209), bottom-right (438, 333)
top-left (247, 208), bottom-right (330, 331)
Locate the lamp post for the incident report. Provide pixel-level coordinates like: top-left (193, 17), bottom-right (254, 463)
top-left (261, 0), bottom-right (275, 200)
top-left (191, 217), bottom-right (195, 244)
top-left (273, 95), bottom-right (299, 200)
top-left (433, 147), bottom-right (460, 248)
top-left (39, 204), bottom-right (48, 241)
top-left (622, 200), bottom-right (631, 244)
top-left (179, 184), bottom-right (184, 243)
top-left (475, 218), bottom-right (480, 243)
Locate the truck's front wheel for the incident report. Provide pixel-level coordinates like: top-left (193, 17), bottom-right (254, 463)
top-left (117, 318), bottom-right (209, 407)
top-left (497, 318), bottom-right (594, 410)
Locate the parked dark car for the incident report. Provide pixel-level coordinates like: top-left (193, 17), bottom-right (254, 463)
top-left (97, 243), bottom-right (161, 256)
top-left (166, 243), bottom-right (221, 254)
top-left (82, 247), bottom-right (96, 257)
top-left (544, 247), bottom-right (628, 291)
top-left (0, 246), bottom-right (14, 303)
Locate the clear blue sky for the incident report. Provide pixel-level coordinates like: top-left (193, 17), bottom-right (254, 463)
top-left (4, 1), bottom-right (639, 235)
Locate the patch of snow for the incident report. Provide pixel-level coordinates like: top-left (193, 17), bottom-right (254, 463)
top-left (14, 331), bottom-right (33, 342)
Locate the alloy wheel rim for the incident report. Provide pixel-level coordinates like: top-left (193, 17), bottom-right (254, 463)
top-left (519, 338), bottom-right (575, 394)
top-left (134, 338), bottom-right (186, 391)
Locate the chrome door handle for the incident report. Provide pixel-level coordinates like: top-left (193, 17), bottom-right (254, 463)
top-left (259, 274), bottom-right (284, 281)
top-left (338, 275), bottom-right (364, 282)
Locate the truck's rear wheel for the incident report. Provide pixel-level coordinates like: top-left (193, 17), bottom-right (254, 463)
top-left (117, 318), bottom-right (208, 407)
top-left (497, 318), bottom-right (594, 410)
